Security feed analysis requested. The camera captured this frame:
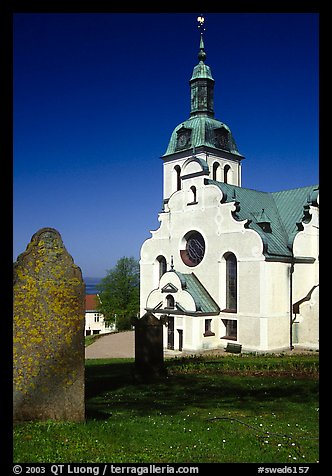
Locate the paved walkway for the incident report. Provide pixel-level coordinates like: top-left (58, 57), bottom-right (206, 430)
top-left (85, 331), bottom-right (317, 360)
top-left (85, 331), bottom-right (184, 359)
top-left (85, 331), bottom-right (135, 359)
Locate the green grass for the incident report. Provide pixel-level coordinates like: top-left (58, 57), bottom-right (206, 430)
top-left (13, 354), bottom-right (319, 463)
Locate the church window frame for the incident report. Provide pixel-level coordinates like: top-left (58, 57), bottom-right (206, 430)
top-left (224, 164), bottom-right (231, 184)
top-left (187, 185), bottom-right (198, 205)
top-left (174, 165), bottom-right (181, 191)
top-left (223, 252), bottom-right (237, 312)
top-left (212, 162), bottom-right (220, 181)
top-left (157, 255), bottom-right (167, 279)
top-left (203, 318), bottom-right (215, 337)
top-left (180, 231), bottom-right (206, 267)
top-left (165, 295), bottom-right (175, 309)
top-left (221, 319), bottom-right (238, 340)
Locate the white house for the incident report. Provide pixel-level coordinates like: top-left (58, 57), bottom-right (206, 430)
top-left (139, 30), bottom-right (319, 353)
top-left (85, 294), bottom-right (115, 336)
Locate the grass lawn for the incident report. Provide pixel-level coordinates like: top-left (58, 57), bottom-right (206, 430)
top-left (13, 353), bottom-right (319, 463)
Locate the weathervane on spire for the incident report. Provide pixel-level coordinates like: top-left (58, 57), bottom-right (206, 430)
top-left (197, 15), bottom-right (206, 62)
top-left (197, 15), bottom-right (205, 32)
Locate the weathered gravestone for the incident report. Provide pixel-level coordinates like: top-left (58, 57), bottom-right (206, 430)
top-left (13, 228), bottom-right (85, 421)
top-left (133, 311), bottom-right (166, 380)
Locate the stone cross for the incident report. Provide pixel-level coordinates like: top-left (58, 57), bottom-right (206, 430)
top-left (13, 228), bottom-right (85, 421)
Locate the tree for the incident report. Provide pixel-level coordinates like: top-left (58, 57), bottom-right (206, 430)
top-left (97, 256), bottom-right (139, 331)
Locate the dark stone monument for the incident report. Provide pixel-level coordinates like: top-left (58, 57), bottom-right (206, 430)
top-left (13, 228), bottom-right (85, 421)
top-left (133, 311), bottom-right (166, 380)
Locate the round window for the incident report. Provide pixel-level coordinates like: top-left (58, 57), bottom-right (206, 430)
top-left (180, 231), bottom-right (205, 267)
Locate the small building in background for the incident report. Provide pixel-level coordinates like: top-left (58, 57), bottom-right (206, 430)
top-left (85, 294), bottom-right (116, 336)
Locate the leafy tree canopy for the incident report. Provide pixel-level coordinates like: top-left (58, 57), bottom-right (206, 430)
top-left (97, 256), bottom-right (139, 331)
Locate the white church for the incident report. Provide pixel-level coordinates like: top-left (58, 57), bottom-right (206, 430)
top-left (140, 26), bottom-right (319, 353)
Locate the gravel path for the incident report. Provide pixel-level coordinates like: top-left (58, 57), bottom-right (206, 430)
top-left (85, 331), bottom-right (317, 360)
top-left (85, 331), bottom-right (135, 359)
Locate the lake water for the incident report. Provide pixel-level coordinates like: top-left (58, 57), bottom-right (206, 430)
top-left (84, 277), bottom-right (102, 295)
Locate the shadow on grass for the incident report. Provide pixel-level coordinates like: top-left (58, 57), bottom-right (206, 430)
top-left (85, 359), bottom-right (318, 420)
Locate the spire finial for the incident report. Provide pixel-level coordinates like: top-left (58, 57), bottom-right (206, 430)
top-left (197, 15), bottom-right (205, 31)
top-left (197, 15), bottom-right (206, 62)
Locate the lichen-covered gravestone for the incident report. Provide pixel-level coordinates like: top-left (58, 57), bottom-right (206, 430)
top-left (13, 228), bottom-right (85, 421)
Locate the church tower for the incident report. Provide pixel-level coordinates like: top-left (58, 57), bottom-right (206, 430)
top-left (162, 18), bottom-right (245, 206)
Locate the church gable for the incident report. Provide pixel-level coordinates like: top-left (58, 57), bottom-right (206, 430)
top-left (208, 180), bottom-right (319, 260)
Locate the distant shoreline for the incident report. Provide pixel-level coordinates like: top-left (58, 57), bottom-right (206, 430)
top-left (83, 277), bottom-right (102, 295)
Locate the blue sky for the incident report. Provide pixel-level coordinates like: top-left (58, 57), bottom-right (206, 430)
top-left (13, 12), bottom-right (319, 278)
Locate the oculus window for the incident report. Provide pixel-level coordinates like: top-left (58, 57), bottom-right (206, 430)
top-left (180, 231), bottom-right (205, 267)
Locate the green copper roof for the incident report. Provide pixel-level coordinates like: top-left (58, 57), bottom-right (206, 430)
top-left (175, 271), bottom-right (220, 314)
top-left (163, 116), bottom-right (242, 157)
top-left (190, 33), bottom-right (214, 81)
top-left (190, 61), bottom-right (214, 81)
top-left (208, 180), bottom-right (319, 259)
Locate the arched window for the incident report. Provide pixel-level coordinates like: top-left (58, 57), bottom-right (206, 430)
top-left (174, 165), bottom-right (181, 191)
top-left (224, 164), bottom-right (231, 184)
top-left (212, 162), bottom-right (220, 181)
top-left (166, 295), bottom-right (175, 309)
top-left (157, 256), bottom-right (167, 279)
top-left (188, 185), bottom-right (197, 204)
top-left (225, 253), bottom-right (237, 312)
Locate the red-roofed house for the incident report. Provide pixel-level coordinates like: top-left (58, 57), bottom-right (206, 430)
top-left (85, 294), bottom-right (115, 336)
